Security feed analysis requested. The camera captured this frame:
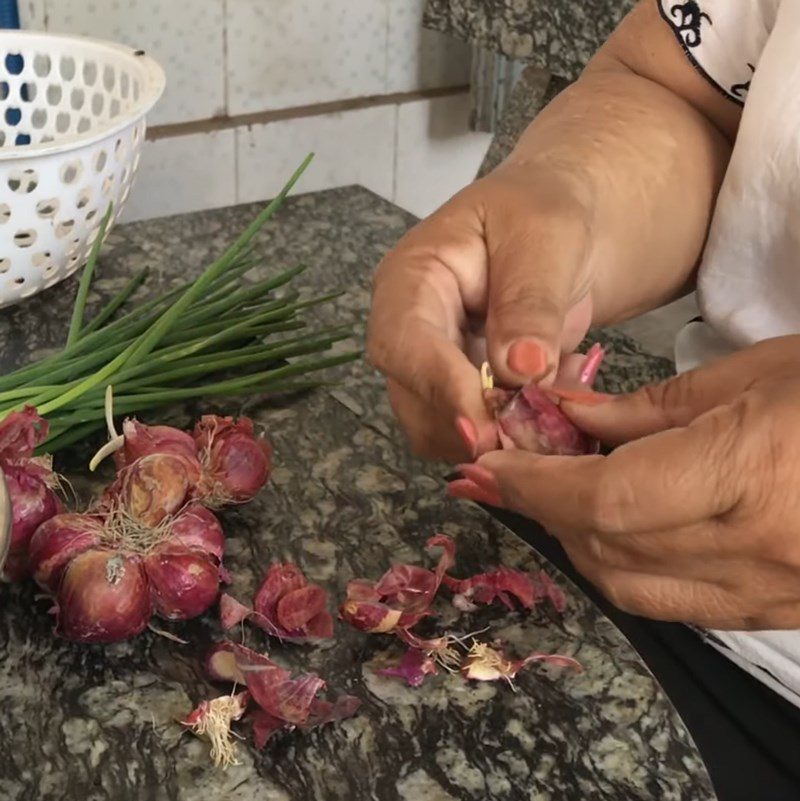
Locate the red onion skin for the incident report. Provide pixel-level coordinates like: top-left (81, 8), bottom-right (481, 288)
top-left (170, 503), bottom-right (224, 564)
top-left (340, 534), bottom-right (455, 633)
top-left (28, 513), bottom-right (103, 591)
top-left (254, 563), bottom-right (307, 620)
top-left (0, 407), bottom-right (48, 460)
top-left (251, 562), bottom-right (333, 640)
top-left (114, 419), bottom-right (198, 471)
top-left (144, 546), bottom-right (220, 620)
top-left (377, 648), bottom-right (438, 687)
top-left (194, 415), bottom-right (271, 504)
top-left (56, 550), bottom-right (152, 643)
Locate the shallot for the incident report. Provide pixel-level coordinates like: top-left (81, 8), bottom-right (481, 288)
top-left (113, 418), bottom-right (197, 471)
top-left (29, 499), bottom-right (228, 642)
top-left (194, 415), bottom-right (271, 506)
top-left (480, 346), bottom-right (604, 455)
top-left (0, 408), bottom-right (61, 581)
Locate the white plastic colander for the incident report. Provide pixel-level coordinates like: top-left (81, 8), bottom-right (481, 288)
top-left (0, 30), bottom-right (165, 308)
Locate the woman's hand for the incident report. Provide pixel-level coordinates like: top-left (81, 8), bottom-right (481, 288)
top-left (368, 168), bottom-right (595, 462)
top-left (452, 337), bottom-right (800, 630)
top-left (367, 2), bottom-right (734, 463)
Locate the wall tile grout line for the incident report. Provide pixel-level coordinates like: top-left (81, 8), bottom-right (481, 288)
top-left (146, 85), bottom-right (470, 142)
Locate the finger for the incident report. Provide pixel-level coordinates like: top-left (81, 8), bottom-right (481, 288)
top-left (551, 343), bottom-right (606, 392)
top-left (447, 479), bottom-right (503, 507)
top-left (561, 520), bottom-right (729, 576)
top-left (369, 227), bottom-right (493, 435)
top-left (578, 565), bottom-right (742, 626)
top-left (483, 194), bottom-right (592, 385)
top-left (477, 407), bottom-right (742, 534)
top-left (387, 380), bottom-right (467, 462)
top-left (563, 335), bottom-right (800, 445)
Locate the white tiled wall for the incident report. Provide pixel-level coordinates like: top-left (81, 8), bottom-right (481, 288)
top-left (386, 0), bottom-right (471, 93)
top-left (395, 95), bottom-right (492, 218)
top-left (236, 106), bottom-right (396, 203)
top-left (25, 0), bottom-right (227, 126)
top-left (123, 130), bottom-right (236, 222)
top-left (20, 0), bottom-right (490, 223)
top-left (227, 0), bottom-right (387, 115)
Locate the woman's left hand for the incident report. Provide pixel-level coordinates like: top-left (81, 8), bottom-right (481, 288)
top-left (450, 336), bottom-right (800, 629)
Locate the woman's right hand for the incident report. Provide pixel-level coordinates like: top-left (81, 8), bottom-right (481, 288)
top-left (367, 164), bottom-right (597, 462)
top-left (368, 2), bottom-right (737, 464)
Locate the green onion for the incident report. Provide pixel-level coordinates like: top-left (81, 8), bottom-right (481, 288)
top-left (0, 154), bottom-right (360, 452)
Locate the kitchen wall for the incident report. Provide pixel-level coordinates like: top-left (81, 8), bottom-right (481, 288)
top-left (20, 0), bottom-right (492, 222)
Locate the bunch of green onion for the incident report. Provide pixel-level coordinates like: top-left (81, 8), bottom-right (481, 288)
top-left (0, 154), bottom-right (358, 452)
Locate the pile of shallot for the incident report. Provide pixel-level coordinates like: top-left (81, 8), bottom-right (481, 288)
top-left (1, 408), bottom-right (271, 643)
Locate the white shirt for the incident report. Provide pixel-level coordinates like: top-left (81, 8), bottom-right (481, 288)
top-left (658, 0), bottom-right (800, 707)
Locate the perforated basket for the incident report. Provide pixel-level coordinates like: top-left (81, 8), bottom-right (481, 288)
top-left (0, 30), bottom-right (164, 308)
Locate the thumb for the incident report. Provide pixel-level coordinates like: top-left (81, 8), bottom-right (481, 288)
top-left (484, 201), bottom-right (592, 387)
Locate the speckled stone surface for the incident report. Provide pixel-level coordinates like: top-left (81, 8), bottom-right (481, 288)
top-left (476, 65), bottom-right (569, 178)
top-left (0, 187), bottom-right (704, 801)
top-left (423, 0), bottom-right (635, 80)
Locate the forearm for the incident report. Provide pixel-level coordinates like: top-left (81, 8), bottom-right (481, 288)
top-left (495, 31), bottom-right (732, 324)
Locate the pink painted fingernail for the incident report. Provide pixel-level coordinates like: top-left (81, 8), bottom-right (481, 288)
top-left (455, 416), bottom-right (479, 460)
top-left (456, 463), bottom-right (500, 495)
top-left (447, 478), bottom-right (503, 507)
top-left (508, 340), bottom-right (549, 378)
top-left (580, 344), bottom-right (606, 385)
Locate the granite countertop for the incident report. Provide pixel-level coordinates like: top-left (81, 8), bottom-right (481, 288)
top-left (423, 0), bottom-right (634, 79)
top-left (0, 186), bottom-right (708, 801)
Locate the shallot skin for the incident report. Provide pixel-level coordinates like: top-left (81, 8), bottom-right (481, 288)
top-left (220, 562), bottom-right (334, 641)
top-left (0, 407), bottom-right (48, 460)
top-left (340, 535), bottom-right (455, 635)
top-left (253, 563), bottom-right (333, 640)
top-left (55, 550), bottom-right (152, 643)
top-left (205, 641), bottom-right (360, 748)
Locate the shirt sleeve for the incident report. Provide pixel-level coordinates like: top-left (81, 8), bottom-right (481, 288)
top-left (657, 0), bottom-right (780, 104)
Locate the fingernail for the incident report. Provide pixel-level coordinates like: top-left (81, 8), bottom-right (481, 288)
top-left (455, 416), bottom-right (478, 460)
top-left (447, 478), bottom-right (503, 507)
top-left (548, 388), bottom-right (614, 405)
top-left (508, 340), bottom-right (548, 378)
top-left (456, 463), bottom-right (500, 495)
top-left (580, 344), bottom-right (605, 385)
